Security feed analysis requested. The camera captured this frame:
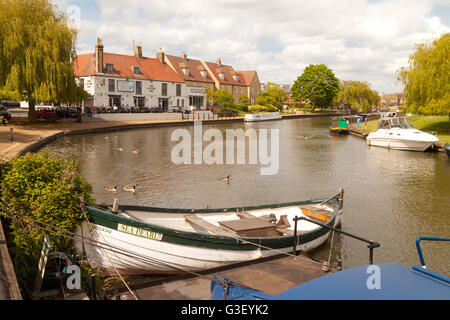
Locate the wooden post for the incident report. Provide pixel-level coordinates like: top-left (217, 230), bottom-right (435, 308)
top-left (9, 128), bottom-right (13, 141)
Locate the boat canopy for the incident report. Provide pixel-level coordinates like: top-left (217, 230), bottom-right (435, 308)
top-left (378, 117), bottom-right (414, 130)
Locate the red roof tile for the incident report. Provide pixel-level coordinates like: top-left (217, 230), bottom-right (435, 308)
top-left (73, 52), bottom-right (184, 83)
top-left (165, 54), bottom-right (215, 84)
top-left (203, 61), bottom-right (246, 86)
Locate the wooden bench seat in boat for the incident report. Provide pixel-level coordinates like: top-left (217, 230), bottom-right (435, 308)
top-left (183, 215), bottom-right (236, 237)
top-left (236, 210), bottom-right (297, 236)
top-left (298, 205), bottom-right (331, 222)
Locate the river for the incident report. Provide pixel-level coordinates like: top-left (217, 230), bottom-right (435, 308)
top-left (45, 116), bottom-right (450, 275)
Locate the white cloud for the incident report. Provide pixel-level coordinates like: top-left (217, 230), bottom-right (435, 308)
top-left (55, 0), bottom-right (449, 93)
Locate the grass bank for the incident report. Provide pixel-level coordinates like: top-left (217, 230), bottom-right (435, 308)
top-left (409, 116), bottom-right (450, 144)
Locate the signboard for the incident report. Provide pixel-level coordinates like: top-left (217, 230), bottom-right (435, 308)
top-left (34, 235), bottom-right (52, 298)
top-left (189, 87), bottom-right (205, 94)
top-left (117, 80), bottom-right (135, 92)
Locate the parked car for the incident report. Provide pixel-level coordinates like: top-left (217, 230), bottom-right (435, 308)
top-left (0, 104), bottom-right (12, 120)
top-left (174, 107), bottom-right (190, 114)
top-left (56, 106), bottom-right (80, 119)
top-left (35, 107), bottom-right (57, 120)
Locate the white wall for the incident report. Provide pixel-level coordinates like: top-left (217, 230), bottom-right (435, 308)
top-left (80, 76), bottom-right (189, 111)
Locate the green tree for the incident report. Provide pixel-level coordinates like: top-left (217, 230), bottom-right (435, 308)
top-left (207, 88), bottom-right (235, 113)
top-left (0, 150), bottom-right (93, 296)
top-left (256, 83), bottom-right (286, 110)
top-left (334, 80), bottom-right (380, 113)
top-left (398, 33), bottom-right (450, 121)
top-left (291, 64), bottom-right (340, 111)
top-left (0, 0), bottom-right (88, 122)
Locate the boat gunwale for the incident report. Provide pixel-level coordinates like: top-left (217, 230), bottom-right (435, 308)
top-left (85, 196), bottom-right (339, 250)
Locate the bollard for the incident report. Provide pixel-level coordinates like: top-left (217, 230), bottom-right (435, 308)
top-left (10, 128), bottom-right (13, 141)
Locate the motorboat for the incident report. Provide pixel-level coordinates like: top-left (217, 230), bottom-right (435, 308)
top-left (244, 112), bottom-right (282, 122)
top-left (366, 117), bottom-right (439, 151)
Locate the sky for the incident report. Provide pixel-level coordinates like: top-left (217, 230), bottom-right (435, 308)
top-left (52, 0), bottom-right (449, 94)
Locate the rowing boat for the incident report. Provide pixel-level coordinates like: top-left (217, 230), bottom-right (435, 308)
top-left (75, 190), bottom-right (344, 275)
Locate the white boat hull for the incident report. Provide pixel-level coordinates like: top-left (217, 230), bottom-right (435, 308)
top-left (367, 129), bottom-right (438, 152)
top-left (244, 112), bottom-right (282, 122)
top-left (76, 223), bottom-right (332, 275)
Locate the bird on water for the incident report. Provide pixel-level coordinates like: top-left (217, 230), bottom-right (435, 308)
top-left (219, 175), bottom-right (231, 182)
top-left (105, 185), bottom-right (118, 193)
top-left (123, 184), bottom-right (136, 192)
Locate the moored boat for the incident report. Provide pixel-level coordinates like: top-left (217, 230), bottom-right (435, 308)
top-left (329, 117), bottom-right (349, 135)
top-left (75, 190), bottom-right (344, 275)
top-left (211, 237), bottom-right (450, 300)
top-left (367, 117), bottom-right (439, 151)
top-left (445, 143), bottom-right (450, 158)
top-left (244, 112), bottom-right (282, 122)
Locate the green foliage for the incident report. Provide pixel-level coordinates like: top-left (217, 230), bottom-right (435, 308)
top-left (238, 95), bottom-right (250, 105)
top-left (248, 104), bottom-right (278, 112)
top-left (334, 80), bottom-right (380, 112)
top-left (207, 89), bottom-right (235, 113)
top-left (0, 150), bottom-right (93, 296)
top-left (0, 0), bottom-right (88, 122)
top-left (291, 64), bottom-right (340, 110)
top-left (398, 33), bottom-right (450, 117)
top-left (257, 84), bottom-right (286, 110)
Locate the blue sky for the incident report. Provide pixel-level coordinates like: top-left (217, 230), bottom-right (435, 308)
top-left (54, 0), bottom-right (449, 94)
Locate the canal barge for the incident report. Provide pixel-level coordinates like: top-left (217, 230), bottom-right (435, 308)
top-left (76, 190), bottom-right (344, 275)
top-left (329, 117), bottom-right (349, 135)
top-left (244, 112), bottom-right (282, 122)
top-left (211, 237), bottom-right (450, 300)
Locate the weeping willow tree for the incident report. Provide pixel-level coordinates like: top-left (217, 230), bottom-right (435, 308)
top-left (0, 0), bottom-right (87, 122)
top-left (334, 80), bottom-right (380, 113)
top-left (398, 33), bottom-right (450, 121)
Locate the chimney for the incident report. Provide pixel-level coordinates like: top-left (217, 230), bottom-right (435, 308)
top-left (216, 58), bottom-right (222, 66)
top-left (95, 37), bottom-right (104, 73)
top-left (181, 51), bottom-right (187, 60)
top-left (157, 48), bottom-right (165, 64)
top-left (135, 42), bottom-right (143, 59)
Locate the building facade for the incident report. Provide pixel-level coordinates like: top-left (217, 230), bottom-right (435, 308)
top-left (163, 51), bottom-right (215, 109)
top-left (74, 39), bottom-right (187, 112)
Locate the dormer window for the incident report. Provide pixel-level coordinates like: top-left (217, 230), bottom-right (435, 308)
top-left (106, 63), bottom-right (114, 73)
top-left (133, 66), bottom-right (141, 75)
top-left (218, 72), bottom-right (225, 80)
top-left (200, 70), bottom-right (207, 78)
top-left (182, 68), bottom-right (189, 76)
top-left (232, 74), bottom-right (238, 81)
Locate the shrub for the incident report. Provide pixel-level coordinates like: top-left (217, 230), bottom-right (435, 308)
top-left (0, 150), bottom-right (93, 297)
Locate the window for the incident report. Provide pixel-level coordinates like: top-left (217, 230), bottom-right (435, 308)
top-left (133, 66), bottom-right (140, 74)
top-left (182, 68), bottom-right (189, 76)
top-left (136, 81), bottom-right (142, 95)
top-left (218, 73), bottom-right (224, 80)
top-left (200, 70), bottom-right (207, 78)
top-left (161, 83), bottom-right (167, 96)
top-left (232, 75), bottom-right (238, 81)
top-left (106, 63), bottom-right (114, 73)
top-left (176, 84), bottom-right (181, 96)
top-left (79, 78), bottom-right (84, 89)
top-left (108, 79), bottom-right (115, 92)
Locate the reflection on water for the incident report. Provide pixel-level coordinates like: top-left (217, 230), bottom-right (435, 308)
top-left (45, 117), bottom-right (450, 274)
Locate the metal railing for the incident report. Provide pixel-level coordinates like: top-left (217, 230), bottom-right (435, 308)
top-left (292, 216), bottom-right (380, 265)
top-left (415, 236), bottom-right (450, 269)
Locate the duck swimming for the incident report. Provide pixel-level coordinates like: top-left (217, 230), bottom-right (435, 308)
top-left (123, 184), bottom-right (136, 192)
top-left (104, 185), bottom-right (118, 192)
top-left (219, 175), bottom-right (231, 182)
